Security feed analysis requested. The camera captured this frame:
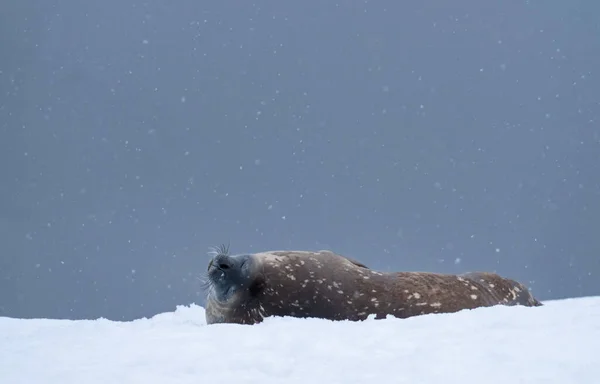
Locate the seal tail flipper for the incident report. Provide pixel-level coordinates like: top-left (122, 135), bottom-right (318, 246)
top-left (507, 281), bottom-right (543, 307)
top-left (531, 296), bottom-right (543, 307)
top-left (461, 272), bottom-right (542, 307)
top-left (511, 280), bottom-right (543, 307)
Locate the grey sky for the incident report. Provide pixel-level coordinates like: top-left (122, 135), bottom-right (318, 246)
top-left (1, 0), bottom-right (599, 320)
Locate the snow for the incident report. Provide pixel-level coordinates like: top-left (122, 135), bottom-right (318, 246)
top-left (1, 297), bottom-right (599, 384)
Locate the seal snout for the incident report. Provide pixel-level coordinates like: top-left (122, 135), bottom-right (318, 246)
top-left (218, 262), bottom-right (231, 270)
top-left (209, 257), bottom-right (232, 271)
top-left (206, 253), bottom-right (254, 301)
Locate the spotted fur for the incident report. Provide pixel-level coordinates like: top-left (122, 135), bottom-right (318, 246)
top-left (203, 249), bottom-right (542, 325)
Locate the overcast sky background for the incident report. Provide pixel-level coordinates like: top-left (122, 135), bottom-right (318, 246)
top-left (2, 0), bottom-right (599, 321)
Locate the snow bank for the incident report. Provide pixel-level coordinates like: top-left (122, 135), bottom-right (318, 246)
top-left (1, 297), bottom-right (599, 383)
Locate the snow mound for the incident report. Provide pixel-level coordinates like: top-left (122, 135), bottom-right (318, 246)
top-left (1, 297), bottom-right (599, 383)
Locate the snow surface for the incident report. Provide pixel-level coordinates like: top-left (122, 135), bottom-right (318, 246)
top-left (1, 297), bottom-right (599, 384)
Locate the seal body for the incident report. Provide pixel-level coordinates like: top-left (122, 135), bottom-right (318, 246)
top-left (203, 249), bottom-right (542, 325)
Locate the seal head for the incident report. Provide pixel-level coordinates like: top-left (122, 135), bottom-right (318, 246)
top-left (206, 252), bottom-right (254, 302)
top-left (203, 246), bottom-right (268, 324)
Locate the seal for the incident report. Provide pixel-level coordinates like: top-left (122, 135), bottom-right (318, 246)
top-left (202, 246), bottom-right (542, 325)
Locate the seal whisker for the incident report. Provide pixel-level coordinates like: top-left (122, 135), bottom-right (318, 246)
top-left (197, 270), bottom-right (215, 293)
top-left (197, 275), bottom-right (210, 289)
top-left (208, 242), bottom-right (230, 258)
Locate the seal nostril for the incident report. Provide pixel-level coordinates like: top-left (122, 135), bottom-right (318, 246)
top-left (219, 263), bottom-right (230, 270)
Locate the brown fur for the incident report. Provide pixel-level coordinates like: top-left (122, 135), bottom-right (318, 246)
top-left (204, 249), bottom-right (542, 325)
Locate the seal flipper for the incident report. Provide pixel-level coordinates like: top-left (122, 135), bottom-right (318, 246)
top-left (344, 256), bottom-right (370, 269)
top-left (317, 250), bottom-right (370, 270)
